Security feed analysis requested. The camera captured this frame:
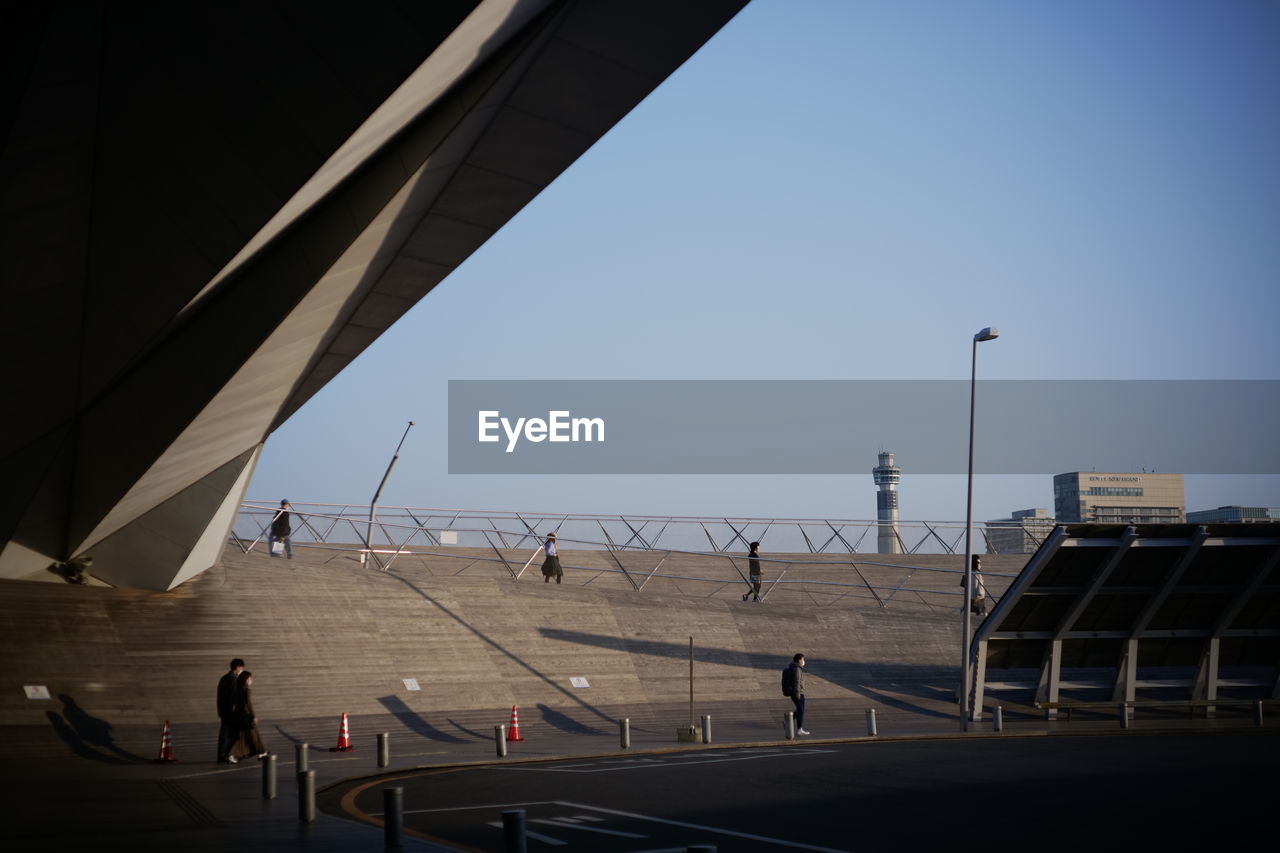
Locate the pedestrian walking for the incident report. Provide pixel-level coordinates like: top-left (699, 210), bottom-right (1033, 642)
top-left (742, 541), bottom-right (763, 602)
top-left (971, 559), bottom-right (988, 617)
top-left (963, 555), bottom-right (988, 616)
top-left (226, 670), bottom-right (267, 763)
top-left (216, 658), bottom-right (245, 762)
top-left (268, 500), bottom-right (293, 559)
top-left (541, 532), bottom-right (563, 584)
top-left (782, 653), bottom-right (810, 735)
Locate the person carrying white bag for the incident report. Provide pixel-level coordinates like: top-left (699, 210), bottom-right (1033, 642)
top-left (268, 500), bottom-right (294, 559)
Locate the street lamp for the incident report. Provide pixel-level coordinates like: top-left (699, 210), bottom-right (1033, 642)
top-left (364, 420), bottom-right (416, 569)
top-left (961, 327), bottom-right (999, 731)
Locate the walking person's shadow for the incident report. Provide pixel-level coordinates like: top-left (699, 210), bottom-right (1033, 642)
top-left (49, 694), bottom-right (144, 763)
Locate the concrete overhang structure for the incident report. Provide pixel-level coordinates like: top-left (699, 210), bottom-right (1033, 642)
top-left (0, 0), bottom-right (748, 589)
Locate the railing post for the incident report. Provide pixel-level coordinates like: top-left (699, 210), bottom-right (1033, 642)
top-left (495, 725), bottom-right (507, 757)
top-left (503, 809), bottom-right (527, 853)
top-left (377, 732), bottom-right (390, 768)
top-left (297, 770), bottom-right (315, 822)
top-left (384, 786), bottom-right (404, 848)
top-left (865, 708), bottom-right (877, 736)
top-left (783, 711), bottom-right (795, 740)
top-left (620, 718), bottom-right (631, 749)
top-left (261, 753), bottom-right (276, 799)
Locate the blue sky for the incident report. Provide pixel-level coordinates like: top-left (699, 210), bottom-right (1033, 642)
top-left (249, 0), bottom-right (1280, 521)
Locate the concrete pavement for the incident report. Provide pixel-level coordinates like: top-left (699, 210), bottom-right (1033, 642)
top-left (3, 696), bottom-right (1271, 851)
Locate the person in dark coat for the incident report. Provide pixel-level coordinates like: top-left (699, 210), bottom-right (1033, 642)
top-left (783, 653), bottom-right (810, 735)
top-left (742, 541), bottom-right (763, 602)
top-left (216, 658), bottom-right (245, 762)
top-left (269, 499), bottom-right (293, 559)
top-left (226, 670), bottom-right (266, 762)
top-left (541, 532), bottom-right (563, 584)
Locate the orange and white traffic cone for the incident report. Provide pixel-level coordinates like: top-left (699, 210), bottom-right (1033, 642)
top-left (329, 712), bottom-right (356, 752)
top-left (506, 705), bottom-right (524, 742)
top-left (154, 719), bottom-right (177, 763)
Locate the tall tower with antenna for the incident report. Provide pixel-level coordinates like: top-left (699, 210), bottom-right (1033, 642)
top-left (872, 450), bottom-right (902, 554)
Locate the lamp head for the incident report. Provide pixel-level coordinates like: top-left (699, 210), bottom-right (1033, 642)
top-left (974, 327), bottom-right (1000, 342)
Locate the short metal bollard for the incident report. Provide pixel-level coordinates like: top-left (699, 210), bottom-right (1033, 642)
top-left (502, 808), bottom-right (527, 853)
top-left (700, 714), bottom-right (712, 745)
top-left (865, 708), bottom-right (877, 736)
top-left (384, 786), bottom-right (403, 848)
top-left (378, 732), bottom-right (390, 769)
top-left (295, 742), bottom-right (309, 774)
top-left (620, 718), bottom-right (631, 749)
top-left (783, 711), bottom-right (796, 740)
top-left (993, 706), bottom-right (1003, 732)
top-left (262, 752), bottom-right (277, 800)
top-left (1119, 703), bottom-right (1131, 729)
top-left (1255, 699), bottom-right (1264, 726)
top-left (495, 725), bottom-right (507, 758)
top-left (297, 770), bottom-right (316, 822)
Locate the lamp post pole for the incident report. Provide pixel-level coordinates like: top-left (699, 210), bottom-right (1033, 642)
top-left (961, 327), bottom-right (999, 731)
top-left (365, 420), bottom-right (415, 567)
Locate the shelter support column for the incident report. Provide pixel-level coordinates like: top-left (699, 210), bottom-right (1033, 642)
top-left (971, 639), bottom-right (988, 721)
top-left (1112, 639), bottom-right (1138, 704)
top-left (1036, 639), bottom-right (1062, 719)
top-left (1191, 637), bottom-right (1220, 718)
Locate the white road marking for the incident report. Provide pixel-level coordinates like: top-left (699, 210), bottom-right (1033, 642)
top-left (403, 800), bottom-right (552, 815)
top-left (486, 820), bottom-right (566, 845)
top-left (532, 817), bottom-right (646, 838)
top-left (557, 801), bottom-right (854, 852)
top-left (395, 798), bottom-right (851, 851)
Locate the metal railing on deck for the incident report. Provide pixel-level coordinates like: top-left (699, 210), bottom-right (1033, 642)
top-left (230, 502), bottom-right (1022, 611)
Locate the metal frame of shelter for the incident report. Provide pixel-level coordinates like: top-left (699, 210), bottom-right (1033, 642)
top-left (970, 523), bottom-right (1280, 720)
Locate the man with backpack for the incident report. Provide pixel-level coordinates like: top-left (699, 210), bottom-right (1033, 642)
top-left (782, 653), bottom-right (810, 735)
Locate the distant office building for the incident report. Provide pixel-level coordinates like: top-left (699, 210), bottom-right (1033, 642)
top-left (1053, 472), bottom-right (1185, 524)
top-left (872, 451), bottom-right (902, 554)
top-left (985, 508), bottom-right (1056, 554)
top-left (1187, 506), bottom-right (1280, 524)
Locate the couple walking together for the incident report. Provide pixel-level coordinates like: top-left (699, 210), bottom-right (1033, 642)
top-left (216, 658), bottom-right (267, 763)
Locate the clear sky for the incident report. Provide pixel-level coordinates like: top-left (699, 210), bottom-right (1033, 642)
top-left (248, 0), bottom-right (1280, 521)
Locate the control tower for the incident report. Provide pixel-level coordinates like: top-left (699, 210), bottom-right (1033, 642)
top-left (872, 451), bottom-right (902, 554)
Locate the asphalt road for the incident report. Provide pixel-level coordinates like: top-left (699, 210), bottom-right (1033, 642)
top-left (322, 732), bottom-right (1277, 852)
